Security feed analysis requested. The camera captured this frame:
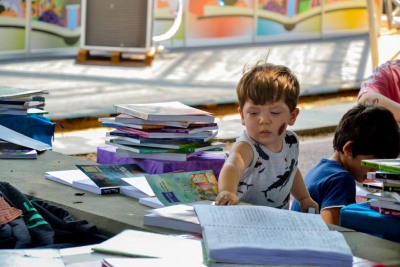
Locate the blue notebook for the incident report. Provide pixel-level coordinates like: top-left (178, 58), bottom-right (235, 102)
top-left (340, 202), bottom-right (400, 243)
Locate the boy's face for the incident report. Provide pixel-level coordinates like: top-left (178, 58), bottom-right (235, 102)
top-left (344, 154), bottom-right (376, 183)
top-left (239, 99), bottom-right (299, 152)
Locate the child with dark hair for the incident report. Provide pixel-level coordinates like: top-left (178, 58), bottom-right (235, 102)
top-left (291, 104), bottom-right (400, 225)
top-left (215, 61), bottom-right (318, 213)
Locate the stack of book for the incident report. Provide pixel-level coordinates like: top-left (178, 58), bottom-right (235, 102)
top-left (0, 87), bottom-right (48, 116)
top-left (0, 87), bottom-right (50, 159)
top-left (99, 101), bottom-right (225, 161)
top-left (362, 159), bottom-right (400, 217)
top-left (0, 140), bottom-right (38, 159)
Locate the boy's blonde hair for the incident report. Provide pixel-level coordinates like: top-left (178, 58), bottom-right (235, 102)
top-left (236, 62), bottom-right (300, 111)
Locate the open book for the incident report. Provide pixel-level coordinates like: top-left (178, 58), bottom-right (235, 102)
top-left (92, 229), bottom-right (203, 262)
top-left (193, 205), bottom-right (353, 266)
top-left (143, 202), bottom-right (214, 233)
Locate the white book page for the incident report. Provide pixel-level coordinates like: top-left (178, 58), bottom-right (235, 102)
top-left (203, 226), bottom-right (351, 252)
top-left (122, 177), bottom-right (155, 196)
top-left (194, 205), bottom-right (328, 231)
top-left (150, 204), bottom-right (199, 224)
top-left (194, 205), bottom-right (353, 262)
top-left (102, 257), bottom-right (207, 267)
top-left (92, 229), bottom-right (203, 262)
top-left (45, 170), bottom-right (88, 185)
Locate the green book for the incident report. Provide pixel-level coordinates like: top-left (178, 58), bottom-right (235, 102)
top-left (106, 140), bottom-right (225, 153)
top-left (361, 159), bottom-right (400, 174)
top-left (144, 170), bottom-right (219, 206)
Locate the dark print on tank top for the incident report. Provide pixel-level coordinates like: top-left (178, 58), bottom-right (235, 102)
top-left (261, 159), bottom-right (296, 202)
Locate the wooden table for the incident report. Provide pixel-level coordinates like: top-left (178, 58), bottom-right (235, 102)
top-left (1, 151), bottom-right (399, 266)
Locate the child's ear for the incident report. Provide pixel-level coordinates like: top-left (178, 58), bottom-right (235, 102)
top-left (288, 108), bottom-right (300, 126)
top-left (342, 141), bottom-right (353, 157)
top-left (238, 107), bottom-right (245, 126)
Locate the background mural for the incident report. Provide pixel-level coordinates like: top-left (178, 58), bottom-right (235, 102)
top-left (0, 0), bottom-right (368, 55)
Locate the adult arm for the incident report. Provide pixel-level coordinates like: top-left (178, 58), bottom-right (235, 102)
top-left (358, 91), bottom-right (400, 124)
top-left (215, 142), bottom-right (253, 205)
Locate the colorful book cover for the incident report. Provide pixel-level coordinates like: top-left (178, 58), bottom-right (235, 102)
top-left (144, 170), bottom-right (219, 206)
top-left (75, 164), bottom-right (145, 188)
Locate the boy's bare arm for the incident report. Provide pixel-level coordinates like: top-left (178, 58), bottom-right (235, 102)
top-left (215, 142), bottom-right (253, 205)
top-left (291, 169), bottom-right (319, 213)
top-left (321, 207), bottom-right (341, 225)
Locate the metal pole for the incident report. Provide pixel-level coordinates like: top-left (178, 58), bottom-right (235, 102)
top-left (25, 0), bottom-right (32, 56)
top-left (367, 0), bottom-right (379, 70)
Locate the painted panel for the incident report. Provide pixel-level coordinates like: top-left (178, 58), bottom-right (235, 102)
top-left (0, 0), bottom-right (27, 52)
top-left (185, 0), bottom-right (254, 46)
top-left (256, 0), bottom-right (322, 40)
top-left (322, 0), bottom-right (368, 35)
top-left (0, 0), bottom-right (369, 54)
top-left (30, 0), bottom-right (80, 50)
top-left (154, 0), bottom-right (185, 47)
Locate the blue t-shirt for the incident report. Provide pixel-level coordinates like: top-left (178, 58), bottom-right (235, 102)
top-left (291, 158), bottom-right (356, 212)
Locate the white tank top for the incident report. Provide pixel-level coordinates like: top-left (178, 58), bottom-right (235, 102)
top-left (234, 130), bottom-right (299, 209)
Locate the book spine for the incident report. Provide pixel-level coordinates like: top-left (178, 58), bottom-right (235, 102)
top-left (370, 200), bottom-right (400, 211)
top-left (362, 182), bottom-right (400, 192)
top-left (375, 172), bottom-right (400, 180)
top-left (379, 207), bottom-right (400, 217)
top-left (109, 130), bottom-right (210, 142)
top-left (378, 165), bottom-right (400, 174)
top-left (109, 131), bottom-right (141, 138)
top-left (382, 184), bottom-right (400, 192)
top-left (374, 178), bottom-right (400, 185)
top-left (117, 128), bottom-right (150, 138)
top-left (100, 187), bottom-right (120, 195)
